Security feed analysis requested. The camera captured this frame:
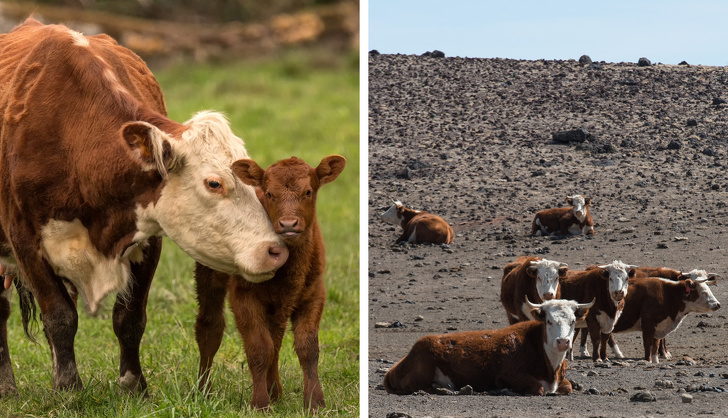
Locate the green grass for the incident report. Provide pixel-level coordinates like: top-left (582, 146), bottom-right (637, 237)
top-left (0, 47), bottom-right (359, 416)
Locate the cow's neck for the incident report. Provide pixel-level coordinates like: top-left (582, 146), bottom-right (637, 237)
top-left (537, 324), bottom-right (566, 386)
top-left (399, 208), bottom-right (422, 226)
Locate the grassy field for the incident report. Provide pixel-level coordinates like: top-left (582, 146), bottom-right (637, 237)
top-left (0, 48), bottom-right (359, 416)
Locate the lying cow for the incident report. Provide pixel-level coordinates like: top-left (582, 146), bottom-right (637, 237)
top-left (575, 266), bottom-right (684, 359)
top-left (560, 261), bottom-right (635, 361)
top-left (383, 298), bottom-right (594, 396)
top-left (532, 195), bottom-right (594, 236)
top-left (195, 155), bottom-right (345, 412)
top-left (500, 256), bottom-right (568, 324)
top-left (0, 19), bottom-right (288, 395)
top-left (611, 272), bottom-right (721, 363)
top-left (381, 200), bottom-right (454, 245)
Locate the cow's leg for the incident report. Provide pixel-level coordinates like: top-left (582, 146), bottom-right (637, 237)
top-left (658, 338), bottom-right (671, 359)
top-left (599, 332), bottom-right (610, 361)
top-left (641, 327), bottom-right (658, 363)
top-left (113, 237), bottom-right (161, 394)
top-left (229, 285), bottom-right (274, 410)
top-left (194, 264), bottom-right (229, 393)
top-left (497, 371), bottom-right (545, 395)
top-left (0, 287), bottom-right (16, 396)
top-left (579, 329), bottom-right (589, 358)
top-left (265, 321), bottom-right (285, 405)
top-left (607, 333), bottom-right (624, 358)
top-left (291, 282), bottom-right (326, 412)
top-left (586, 319), bottom-right (602, 362)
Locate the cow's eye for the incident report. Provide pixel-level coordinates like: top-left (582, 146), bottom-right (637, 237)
top-left (546, 320), bottom-right (552, 325)
top-left (205, 178), bottom-right (225, 194)
top-left (208, 180), bottom-right (221, 189)
top-left (267, 192), bottom-right (272, 199)
top-left (306, 190), bottom-right (312, 197)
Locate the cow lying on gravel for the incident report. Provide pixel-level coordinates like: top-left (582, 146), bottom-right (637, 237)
top-left (195, 155), bottom-right (345, 412)
top-left (532, 194), bottom-right (594, 236)
top-left (381, 200), bottom-right (454, 244)
top-left (383, 298), bottom-right (594, 396)
top-left (500, 256), bottom-right (568, 324)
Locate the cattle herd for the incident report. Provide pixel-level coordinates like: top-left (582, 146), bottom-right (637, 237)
top-left (0, 18), bottom-right (345, 413)
top-left (380, 194), bottom-right (722, 396)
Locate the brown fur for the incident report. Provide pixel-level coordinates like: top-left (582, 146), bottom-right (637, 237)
top-left (560, 266), bottom-right (634, 360)
top-left (394, 206), bottom-right (454, 244)
top-left (383, 305), bottom-right (589, 396)
top-left (194, 155), bottom-right (345, 412)
top-left (531, 199), bottom-right (594, 236)
top-left (500, 256), bottom-right (566, 324)
top-left (0, 19), bottom-right (185, 394)
top-left (613, 277), bottom-right (717, 362)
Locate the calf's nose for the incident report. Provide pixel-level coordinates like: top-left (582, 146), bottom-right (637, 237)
top-left (279, 218), bottom-right (298, 229)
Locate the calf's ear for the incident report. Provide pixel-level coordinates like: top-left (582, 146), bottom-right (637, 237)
top-left (530, 307), bottom-right (546, 321)
top-left (122, 121), bottom-right (178, 176)
top-left (316, 155), bottom-right (347, 186)
top-left (526, 265), bottom-right (538, 279)
top-left (628, 268), bottom-right (636, 278)
top-left (585, 197), bottom-right (592, 205)
top-left (566, 198), bottom-right (573, 205)
top-left (558, 267), bottom-right (568, 277)
top-left (232, 159), bottom-right (265, 188)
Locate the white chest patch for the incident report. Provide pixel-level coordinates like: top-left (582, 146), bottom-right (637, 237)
top-left (433, 367), bottom-right (455, 390)
top-left (407, 225), bottom-right (418, 243)
top-left (654, 314), bottom-right (686, 339)
top-left (40, 218), bottom-right (137, 315)
top-left (539, 378), bottom-right (558, 394)
top-left (596, 311), bottom-right (617, 334)
top-left (567, 223), bottom-right (582, 235)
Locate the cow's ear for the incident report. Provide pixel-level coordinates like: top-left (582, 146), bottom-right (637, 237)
top-left (628, 268), bottom-right (636, 278)
top-left (566, 198), bottom-right (573, 205)
top-left (600, 269), bottom-right (610, 280)
top-left (558, 267), bottom-right (568, 277)
top-left (232, 159), bottom-right (265, 188)
top-left (316, 155), bottom-right (346, 186)
top-left (123, 121), bottom-right (179, 176)
top-left (585, 198), bottom-right (591, 205)
top-left (574, 307), bottom-right (590, 321)
top-left (526, 265), bottom-right (538, 279)
top-left (530, 307), bottom-right (546, 321)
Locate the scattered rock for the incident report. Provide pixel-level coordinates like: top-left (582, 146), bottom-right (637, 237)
top-left (458, 385), bottom-right (473, 395)
top-left (637, 57), bottom-right (651, 67)
top-left (387, 412), bottom-right (412, 418)
top-left (654, 379), bottom-right (675, 389)
top-left (681, 393), bottom-right (693, 403)
top-left (370, 49), bottom-right (380, 56)
top-left (712, 97), bottom-right (727, 105)
top-left (552, 128), bottom-right (592, 143)
top-left (687, 118), bottom-right (698, 126)
top-left (667, 140), bottom-right (682, 150)
top-left (630, 391), bottom-right (656, 402)
top-left (579, 55), bottom-right (592, 65)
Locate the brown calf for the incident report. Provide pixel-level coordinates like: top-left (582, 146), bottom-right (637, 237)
top-left (381, 201), bottom-right (454, 244)
top-left (383, 299), bottom-right (593, 395)
top-left (612, 273), bottom-right (721, 363)
top-left (500, 256), bottom-right (568, 324)
top-left (560, 261), bottom-right (635, 361)
top-left (195, 155), bottom-right (346, 412)
top-left (532, 195), bottom-right (594, 236)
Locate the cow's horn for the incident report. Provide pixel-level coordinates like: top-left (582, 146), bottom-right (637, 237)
top-left (525, 296), bottom-right (542, 310)
top-left (578, 298), bottom-right (596, 310)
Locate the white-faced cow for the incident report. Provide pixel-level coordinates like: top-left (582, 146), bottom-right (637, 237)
top-left (532, 195), bottom-right (594, 236)
top-left (195, 155), bottom-right (345, 412)
top-left (0, 19), bottom-right (288, 396)
top-left (383, 298), bottom-right (594, 396)
top-left (560, 261), bottom-right (636, 361)
top-left (381, 200), bottom-right (454, 245)
top-left (500, 256), bottom-right (568, 324)
top-left (609, 270), bottom-right (720, 363)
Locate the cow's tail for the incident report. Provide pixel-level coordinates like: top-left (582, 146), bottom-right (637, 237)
top-left (14, 277), bottom-right (38, 343)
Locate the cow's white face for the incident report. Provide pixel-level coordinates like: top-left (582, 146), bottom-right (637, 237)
top-left (527, 258), bottom-right (567, 301)
top-left (597, 260), bottom-right (634, 303)
top-left (381, 201), bottom-right (403, 225)
top-left (529, 298), bottom-right (593, 354)
top-left (134, 112), bottom-right (288, 282)
top-left (567, 195), bottom-right (589, 221)
top-left (683, 270), bottom-right (721, 312)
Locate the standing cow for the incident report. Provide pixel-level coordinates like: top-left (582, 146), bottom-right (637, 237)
top-left (532, 194), bottom-right (594, 236)
top-left (0, 19), bottom-right (288, 395)
top-left (381, 200), bottom-right (454, 244)
top-left (500, 256), bottom-right (568, 324)
top-left (195, 155), bottom-right (345, 412)
top-left (383, 298), bottom-right (594, 396)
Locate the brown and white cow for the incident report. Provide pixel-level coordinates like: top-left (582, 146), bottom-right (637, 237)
top-left (383, 298), bottom-right (594, 396)
top-left (195, 155), bottom-right (345, 412)
top-left (560, 261), bottom-right (636, 361)
top-left (381, 200), bottom-right (454, 245)
top-left (611, 272), bottom-right (721, 363)
top-left (532, 195), bottom-right (594, 236)
top-left (0, 19), bottom-right (288, 396)
top-left (500, 256), bottom-right (568, 324)
top-left (576, 266), bottom-right (684, 359)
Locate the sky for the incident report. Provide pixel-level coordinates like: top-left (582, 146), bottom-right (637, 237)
top-left (367, 0), bottom-right (728, 66)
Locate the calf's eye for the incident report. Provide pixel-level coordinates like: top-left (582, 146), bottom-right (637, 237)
top-left (306, 190), bottom-right (312, 197)
top-left (208, 180), bottom-right (221, 189)
top-left (267, 192), bottom-right (272, 199)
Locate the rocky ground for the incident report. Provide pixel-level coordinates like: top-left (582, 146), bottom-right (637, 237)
top-left (367, 53), bottom-right (728, 417)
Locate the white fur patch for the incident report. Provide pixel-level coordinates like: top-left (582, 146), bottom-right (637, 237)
top-left (40, 219), bottom-right (132, 315)
top-left (407, 225), bottom-right (418, 243)
top-left (433, 367), bottom-right (455, 390)
top-left (69, 30), bottom-right (89, 47)
top-left (381, 203), bottom-right (402, 224)
top-left (540, 378), bottom-right (558, 394)
top-left (569, 195), bottom-right (587, 222)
